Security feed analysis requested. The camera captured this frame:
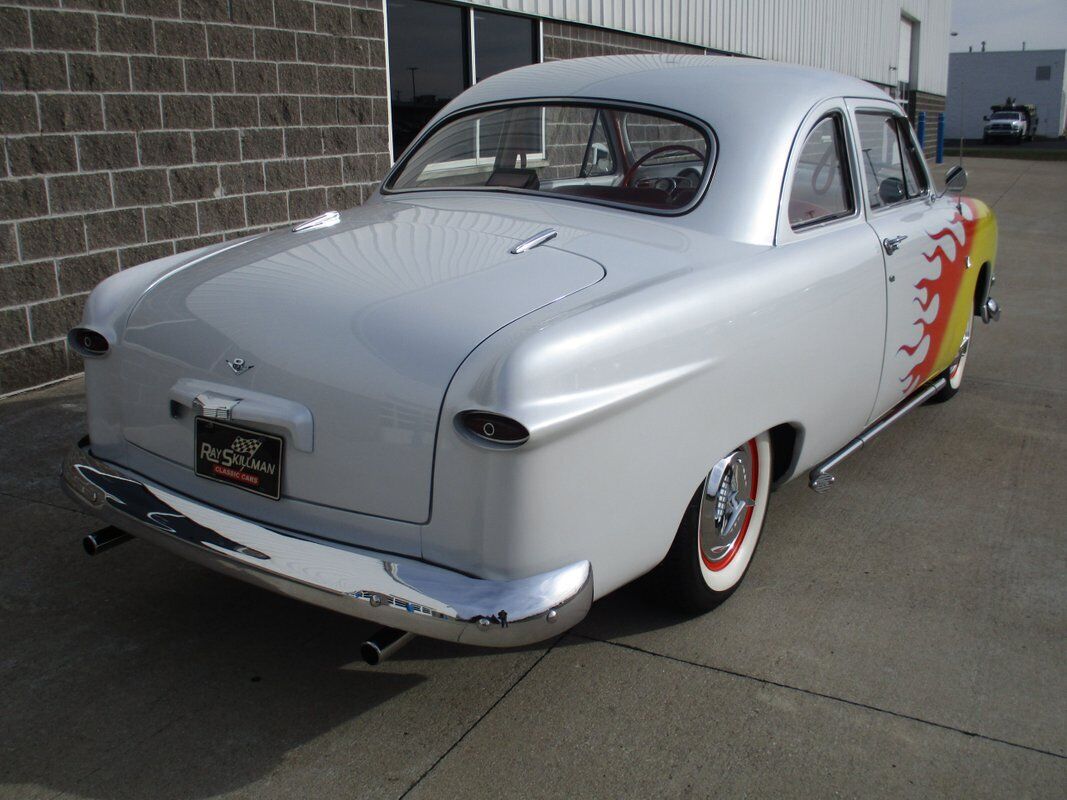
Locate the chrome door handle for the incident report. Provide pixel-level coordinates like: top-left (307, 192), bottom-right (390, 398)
top-left (883, 235), bottom-right (908, 255)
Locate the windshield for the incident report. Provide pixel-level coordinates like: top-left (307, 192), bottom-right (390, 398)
top-left (991, 112), bottom-right (1022, 120)
top-left (385, 103), bottom-right (713, 213)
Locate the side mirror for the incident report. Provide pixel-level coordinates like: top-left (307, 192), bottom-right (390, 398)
top-left (944, 165), bottom-right (968, 194)
top-left (878, 176), bottom-right (906, 205)
top-left (982, 115), bottom-right (989, 121)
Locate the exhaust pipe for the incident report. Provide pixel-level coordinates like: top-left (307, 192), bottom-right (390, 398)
top-left (360, 627), bottom-right (415, 666)
top-left (83, 526), bottom-right (132, 556)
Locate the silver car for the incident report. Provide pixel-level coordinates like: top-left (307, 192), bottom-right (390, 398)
top-left (63, 55), bottom-right (1000, 662)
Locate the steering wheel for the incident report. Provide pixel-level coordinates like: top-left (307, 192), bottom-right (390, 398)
top-left (623, 145), bottom-right (704, 187)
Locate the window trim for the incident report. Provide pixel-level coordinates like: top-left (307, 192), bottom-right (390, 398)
top-left (787, 112), bottom-right (858, 232)
top-left (380, 98), bottom-right (719, 218)
top-left (894, 116), bottom-right (931, 199)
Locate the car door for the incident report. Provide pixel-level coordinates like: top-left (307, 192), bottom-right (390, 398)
top-left (774, 100), bottom-right (890, 456)
top-left (847, 99), bottom-right (959, 421)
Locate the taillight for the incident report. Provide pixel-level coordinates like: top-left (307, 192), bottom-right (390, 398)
top-left (457, 411), bottom-right (530, 447)
top-left (68, 327), bottom-right (110, 357)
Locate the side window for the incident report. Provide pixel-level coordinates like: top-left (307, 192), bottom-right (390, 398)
top-left (896, 118), bottom-right (929, 197)
top-left (855, 112), bottom-right (908, 209)
top-left (788, 114), bottom-right (855, 229)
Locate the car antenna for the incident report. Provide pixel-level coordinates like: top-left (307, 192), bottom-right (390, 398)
top-left (955, 76), bottom-right (965, 214)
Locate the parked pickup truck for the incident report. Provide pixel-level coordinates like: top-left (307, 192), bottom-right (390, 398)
top-left (983, 103), bottom-right (1037, 143)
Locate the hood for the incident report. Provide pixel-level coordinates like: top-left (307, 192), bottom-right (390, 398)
top-left (117, 201), bottom-right (604, 523)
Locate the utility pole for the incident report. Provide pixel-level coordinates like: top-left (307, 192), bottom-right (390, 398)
top-left (407, 66), bottom-right (419, 102)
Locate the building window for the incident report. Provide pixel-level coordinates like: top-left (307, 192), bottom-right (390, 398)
top-left (386, 1), bottom-right (470, 160)
top-left (1035, 65), bottom-right (1051, 81)
top-left (474, 10), bottom-right (539, 82)
top-left (386, 0), bottom-right (540, 158)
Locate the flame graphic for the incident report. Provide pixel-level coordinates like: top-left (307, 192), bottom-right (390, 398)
top-left (897, 198), bottom-right (979, 393)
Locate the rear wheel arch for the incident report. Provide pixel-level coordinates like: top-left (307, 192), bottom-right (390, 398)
top-left (769, 422), bottom-right (802, 488)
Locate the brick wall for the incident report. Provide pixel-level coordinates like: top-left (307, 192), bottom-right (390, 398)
top-left (0, 0), bottom-right (389, 396)
top-left (543, 20), bottom-right (705, 61)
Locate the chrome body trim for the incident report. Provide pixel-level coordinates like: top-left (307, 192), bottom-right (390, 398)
top-left (882, 234), bottom-right (908, 255)
top-left (62, 441), bottom-right (593, 647)
top-left (808, 377), bottom-right (947, 492)
top-left (510, 228), bottom-right (558, 254)
top-left (193, 391), bottom-right (239, 421)
top-left (292, 210), bottom-right (341, 233)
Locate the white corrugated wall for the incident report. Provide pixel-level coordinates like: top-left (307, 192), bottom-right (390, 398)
top-left (467, 0), bottom-right (952, 95)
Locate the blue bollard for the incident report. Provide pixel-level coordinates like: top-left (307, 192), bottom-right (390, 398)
top-left (936, 112), bottom-right (945, 164)
top-left (917, 111), bottom-right (926, 156)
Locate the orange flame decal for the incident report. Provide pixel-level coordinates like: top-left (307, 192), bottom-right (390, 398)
top-left (898, 198), bottom-right (978, 393)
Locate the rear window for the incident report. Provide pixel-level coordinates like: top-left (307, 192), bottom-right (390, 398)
top-left (384, 103), bottom-right (714, 214)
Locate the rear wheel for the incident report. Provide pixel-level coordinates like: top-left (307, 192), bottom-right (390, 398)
top-left (652, 432), bottom-right (772, 612)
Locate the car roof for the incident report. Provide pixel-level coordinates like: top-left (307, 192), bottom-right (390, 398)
top-left (445, 54), bottom-right (889, 123)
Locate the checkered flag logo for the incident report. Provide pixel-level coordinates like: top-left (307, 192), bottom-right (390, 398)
top-left (230, 436), bottom-right (262, 457)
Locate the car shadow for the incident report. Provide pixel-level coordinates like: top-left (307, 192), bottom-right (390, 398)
top-left (0, 540), bottom-right (427, 800)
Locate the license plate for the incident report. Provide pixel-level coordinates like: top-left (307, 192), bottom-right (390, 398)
top-left (194, 418), bottom-right (283, 500)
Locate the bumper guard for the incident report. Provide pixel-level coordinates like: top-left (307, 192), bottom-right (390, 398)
top-left (62, 440), bottom-right (592, 647)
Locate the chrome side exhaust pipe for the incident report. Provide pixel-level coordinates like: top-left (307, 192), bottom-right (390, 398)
top-left (360, 627), bottom-right (415, 666)
top-left (809, 377), bottom-right (947, 492)
top-left (83, 526), bottom-right (132, 556)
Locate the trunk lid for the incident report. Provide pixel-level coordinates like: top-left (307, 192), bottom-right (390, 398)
top-left (119, 203), bottom-right (603, 523)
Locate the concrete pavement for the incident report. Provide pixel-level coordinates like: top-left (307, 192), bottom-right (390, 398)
top-left (1, 158), bottom-right (1064, 798)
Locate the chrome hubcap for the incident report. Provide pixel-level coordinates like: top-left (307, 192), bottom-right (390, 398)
top-left (699, 447), bottom-right (755, 564)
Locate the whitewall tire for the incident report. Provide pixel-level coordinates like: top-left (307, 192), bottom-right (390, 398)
top-left (653, 432), bottom-right (772, 611)
top-left (928, 313), bottom-right (973, 404)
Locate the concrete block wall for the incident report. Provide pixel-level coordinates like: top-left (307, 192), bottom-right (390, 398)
top-left (0, 0), bottom-right (389, 396)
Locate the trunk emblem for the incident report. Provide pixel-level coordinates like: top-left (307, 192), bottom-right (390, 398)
top-left (227, 358), bottom-right (254, 375)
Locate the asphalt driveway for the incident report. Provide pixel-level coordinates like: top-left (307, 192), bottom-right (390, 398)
top-left (1, 158), bottom-right (1064, 799)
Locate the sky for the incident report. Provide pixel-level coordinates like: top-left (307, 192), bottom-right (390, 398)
top-left (950, 0), bottom-right (1067, 53)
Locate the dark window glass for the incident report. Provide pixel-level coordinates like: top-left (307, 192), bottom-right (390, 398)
top-left (387, 0), bottom-right (470, 157)
top-left (1035, 65), bottom-right (1051, 81)
top-left (387, 103), bottom-right (712, 214)
top-left (474, 11), bottom-right (537, 82)
top-left (856, 112), bottom-right (908, 209)
top-left (788, 115), bottom-right (854, 229)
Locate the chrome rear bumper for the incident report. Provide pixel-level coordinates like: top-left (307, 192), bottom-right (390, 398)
top-left (62, 440), bottom-right (592, 647)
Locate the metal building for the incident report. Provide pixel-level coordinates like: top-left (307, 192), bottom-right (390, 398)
top-left (944, 49), bottom-right (1067, 140)
top-left (388, 0), bottom-right (953, 158)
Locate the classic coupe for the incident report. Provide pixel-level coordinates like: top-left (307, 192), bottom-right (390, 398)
top-left (63, 56), bottom-right (1000, 663)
